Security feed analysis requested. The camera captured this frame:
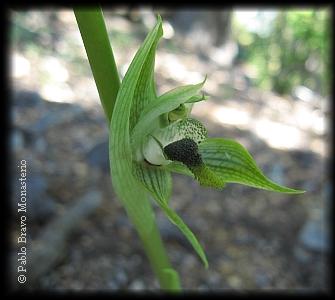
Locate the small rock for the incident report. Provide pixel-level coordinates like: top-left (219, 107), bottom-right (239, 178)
top-left (129, 279), bottom-right (145, 290)
top-left (294, 245), bottom-right (313, 263)
top-left (114, 269), bottom-right (128, 285)
top-left (106, 280), bottom-right (118, 289)
top-left (268, 163), bottom-right (285, 186)
top-left (34, 137), bottom-right (47, 153)
top-left (299, 197), bottom-right (330, 254)
top-left (227, 275), bottom-right (242, 288)
top-left (12, 90), bottom-right (43, 108)
top-left (27, 175), bottom-right (56, 221)
top-left (30, 195), bottom-right (57, 223)
top-left (29, 104), bottom-right (83, 134)
top-left (11, 173), bottom-right (56, 222)
top-left (208, 272), bottom-right (221, 286)
top-left (255, 272), bottom-right (270, 287)
top-left (299, 218), bottom-right (329, 253)
top-left (85, 140), bottom-right (109, 173)
top-left (290, 150), bottom-right (317, 169)
top-left (11, 129), bottom-right (24, 152)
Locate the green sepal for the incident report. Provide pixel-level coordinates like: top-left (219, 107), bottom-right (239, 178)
top-left (109, 15), bottom-right (164, 236)
top-left (156, 199), bottom-right (209, 268)
top-left (131, 78), bottom-right (206, 149)
top-left (133, 162), bottom-right (172, 204)
top-left (199, 138), bottom-right (305, 193)
top-left (132, 163), bottom-right (209, 268)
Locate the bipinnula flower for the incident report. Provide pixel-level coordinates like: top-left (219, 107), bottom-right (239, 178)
top-left (109, 16), bottom-right (304, 267)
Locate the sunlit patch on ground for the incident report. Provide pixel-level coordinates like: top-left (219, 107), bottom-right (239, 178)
top-left (192, 92), bottom-right (328, 157)
top-left (12, 52), bottom-right (31, 78)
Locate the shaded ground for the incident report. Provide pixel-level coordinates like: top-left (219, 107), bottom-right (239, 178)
top-left (9, 10), bottom-right (330, 291)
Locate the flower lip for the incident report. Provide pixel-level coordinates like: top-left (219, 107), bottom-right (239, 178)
top-left (144, 158), bottom-right (162, 167)
top-left (163, 138), bottom-right (203, 167)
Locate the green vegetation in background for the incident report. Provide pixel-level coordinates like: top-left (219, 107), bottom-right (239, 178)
top-left (233, 9), bottom-right (330, 97)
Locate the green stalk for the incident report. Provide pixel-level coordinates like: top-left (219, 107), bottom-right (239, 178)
top-left (74, 7), bottom-right (120, 123)
top-left (73, 7), bottom-right (181, 291)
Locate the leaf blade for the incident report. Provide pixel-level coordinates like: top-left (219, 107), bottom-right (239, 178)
top-left (129, 26), bottom-right (161, 130)
top-left (133, 164), bottom-right (208, 268)
top-left (109, 16), bottom-right (164, 235)
top-left (157, 199), bottom-right (209, 268)
top-left (133, 162), bottom-right (172, 204)
top-left (199, 138), bottom-right (305, 194)
top-left (131, 80), bottom-right (206, 149)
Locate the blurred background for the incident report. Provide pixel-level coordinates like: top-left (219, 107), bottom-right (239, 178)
top-left (9, 7), bottom-right (331, 291)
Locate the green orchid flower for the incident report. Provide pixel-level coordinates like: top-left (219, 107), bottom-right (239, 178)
top-left (109, 15), bottom-right (304, 269)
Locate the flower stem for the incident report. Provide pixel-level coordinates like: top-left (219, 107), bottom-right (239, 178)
top-left (73, 7), bottom-right (181, 291)
top-left (74, 7), bottom-right (120, 123)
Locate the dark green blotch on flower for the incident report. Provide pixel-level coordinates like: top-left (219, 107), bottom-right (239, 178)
top-left (164, 138), bottom-right (202, 167)
top-left (163, 138), bottom-right (225, 189)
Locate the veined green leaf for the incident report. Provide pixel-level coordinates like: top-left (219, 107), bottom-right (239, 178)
top-left (109, 16), bottom-right (163, 235)
top-left (133, 162), bottom-right (172, 204)
top-left (199, 138), bottom-right (305, 194)
top-left (133, 163), bottom-right (208, 268)
top-left (129, 28), bottom-right (160, 130)
top-left (155, 197), bottom-right (209, 268)
top-left (131, 79), bottom-right (206, 149)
